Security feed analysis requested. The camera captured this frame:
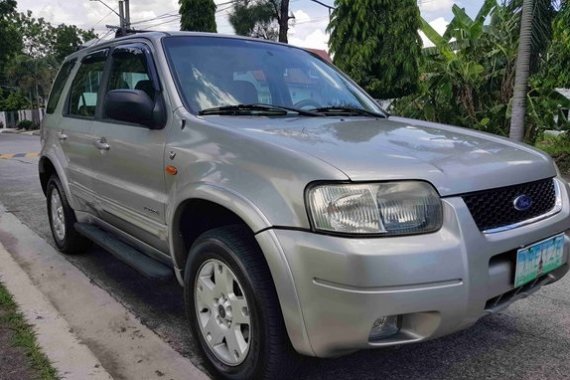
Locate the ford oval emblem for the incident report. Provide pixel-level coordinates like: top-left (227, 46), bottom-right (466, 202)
top-left (513, 195), bottom-right (533, 211)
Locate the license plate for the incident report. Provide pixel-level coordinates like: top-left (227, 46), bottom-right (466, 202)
top-left (514, 234), bottom-right (565, 288)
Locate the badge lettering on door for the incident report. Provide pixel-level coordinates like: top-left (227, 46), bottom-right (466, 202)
top-left (144, 207), bottom-right (160, 215)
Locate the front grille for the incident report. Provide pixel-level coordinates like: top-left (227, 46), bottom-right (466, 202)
top-left (462, 178), bottom-right (557, 232)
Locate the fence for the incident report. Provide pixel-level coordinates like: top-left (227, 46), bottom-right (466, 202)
top-left (0, 109), bottom-right (44, 129)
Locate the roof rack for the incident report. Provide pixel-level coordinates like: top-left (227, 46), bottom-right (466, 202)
top-left (114, 28), bottom-right (161, 38)
top-left (76, 28), bottom-right (164, 53)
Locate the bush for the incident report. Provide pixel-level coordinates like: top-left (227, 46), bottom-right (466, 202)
top-left (535, 135), bottom-right (570, 175)
top-left (16, 120), bottom-right (38, 130)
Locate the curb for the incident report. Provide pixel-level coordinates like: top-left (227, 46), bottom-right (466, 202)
top-left (0, 129), bottom-right (40, 135)
top-left (0, 242), bottom-right (113, 379)
top-left (0, 205), bottom-right (209, 380)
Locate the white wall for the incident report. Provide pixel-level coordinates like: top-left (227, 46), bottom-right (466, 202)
top-left (0, 108), bottom-right (44, 128)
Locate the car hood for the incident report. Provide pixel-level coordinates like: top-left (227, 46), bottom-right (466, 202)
top-left (207, 115), bottom-right (556, 196)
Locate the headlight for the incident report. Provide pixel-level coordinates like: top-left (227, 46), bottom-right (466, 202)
top-left (306, 181), bottom-right (443, 236)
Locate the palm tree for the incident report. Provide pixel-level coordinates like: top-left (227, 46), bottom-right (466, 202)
top-left (509, 0), bottom-right (561, 141)
top-left (509, 0), bottom-right (534, 141)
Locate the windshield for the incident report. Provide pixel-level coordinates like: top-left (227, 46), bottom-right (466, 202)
top-left (163, 36), bottom-right (384, 116)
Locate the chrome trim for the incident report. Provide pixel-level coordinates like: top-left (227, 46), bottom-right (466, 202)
top-left (483, 178), bottom-right (562, 234)
top-left (313, 278), bottom-right (464, 294)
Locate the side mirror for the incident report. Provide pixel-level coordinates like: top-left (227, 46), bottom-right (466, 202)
top-left (103, 89), bottom-right (164, 129)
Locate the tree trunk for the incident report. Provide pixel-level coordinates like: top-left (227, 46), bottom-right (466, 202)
top-left (278, 0), bottom-right (289, 43)
top-left (509, 0), bottom-right (534, 142)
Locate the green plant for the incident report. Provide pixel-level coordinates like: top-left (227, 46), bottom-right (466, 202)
top-left (17, 119), bottom-right (35, 130)
top-left (536, 135), bottom-right (570, 174)
top-left (229, 0), bottom-right (280, 40)
top-left (0, 0), bottom-right (22, 83)
top-left (540, 2), bottom-right (570, 87)
top-left (328, 0), bottom-right (423, 99)
top-left (394, 0), bottom-right (568, 145)
top-left (0, 90), bottom-right (31, 112)
top-left (525, 76), bottom-right (570, 142)
top-left (394, 1), bottom-right (518, 136)
top-left (179, 0), bottom-right (217, 32)
top-left (0, 282), bottom-right (59, 380)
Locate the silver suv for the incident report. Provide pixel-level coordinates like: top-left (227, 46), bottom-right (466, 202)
top-left (39, 32), bottom-right (570, 379)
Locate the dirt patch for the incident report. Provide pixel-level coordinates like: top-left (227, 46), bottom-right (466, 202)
top-left (552, 152), bottom-right (570, 175)
top-left (0, 325), bottom-right (39, 380)
top-left (0, 283), bottom-right (58, 380)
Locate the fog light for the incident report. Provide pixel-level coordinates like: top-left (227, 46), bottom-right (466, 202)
top-left (369, 315), bottom-right (400, 341)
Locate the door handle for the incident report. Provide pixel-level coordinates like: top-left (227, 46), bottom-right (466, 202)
top-left (58, 132), bottom-right (68, 141)
top-left (94, 138), bottom-right (110, 151)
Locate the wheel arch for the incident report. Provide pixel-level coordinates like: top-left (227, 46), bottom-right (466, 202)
top-left (169, 187), bottom-right (315, 356)
top-left (38, 156), bottom-right (56, 195)
top-left (171, 198), bottom-right (253, 272)
top-left (38, 155), bottom-right (74, 205)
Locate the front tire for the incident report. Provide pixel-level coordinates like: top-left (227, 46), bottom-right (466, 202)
top-left (46, 175), bottom-right (90, 254)
top-left (184, 225), bottom-right (297, 380)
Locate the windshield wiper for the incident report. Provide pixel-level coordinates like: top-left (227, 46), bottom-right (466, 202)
top-left (199, 104), bottom-right (321, 117)
top-left (310, 106), bottom-right (387, 118)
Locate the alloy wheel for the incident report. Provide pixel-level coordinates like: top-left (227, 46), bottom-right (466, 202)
top-left (194, 259), bottom-right (251, 366)
top-left (50, 189), bottom-right (66, 241)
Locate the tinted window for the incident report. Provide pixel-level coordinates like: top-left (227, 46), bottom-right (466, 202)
top-left (108, 48), bottom-right (154, 101)
top-left (68, 55), bottom-right (107, 118)
top-left (46, 59), bottom-right (76, 114)
top-left (163, 36), bottom-right (381, 115)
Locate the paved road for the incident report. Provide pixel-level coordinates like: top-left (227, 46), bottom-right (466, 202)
top-left (1, 133), bottom-right (570, 379)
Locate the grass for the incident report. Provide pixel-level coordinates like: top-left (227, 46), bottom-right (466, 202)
top-left (0, 282), bottom-right (59, 380)
top-left (535, 135), bottom-right (570, 175)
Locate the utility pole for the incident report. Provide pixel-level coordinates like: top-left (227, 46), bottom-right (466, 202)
top-left (124, 0), bottom-right (131, 29)
top-left (278, 0), bottom-right (291, 43)
top-left (90, 0), bottom-right (128, 29)
top-left (118, 0), bottom-right (125, 29)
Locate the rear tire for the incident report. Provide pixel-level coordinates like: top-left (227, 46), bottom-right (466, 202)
top-left (184, 225), bottom-right (298, 380)
top-left (46, 175), bottom-right (91, 254)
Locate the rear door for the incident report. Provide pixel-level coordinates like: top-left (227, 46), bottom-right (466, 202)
top-left (58, 50), bottom-right (108, 207)
top-left (88, 43), bottom-right (169, 252)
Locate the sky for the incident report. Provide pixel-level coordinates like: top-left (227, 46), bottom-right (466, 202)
top-left (14, 0), bottom-right (486, 50)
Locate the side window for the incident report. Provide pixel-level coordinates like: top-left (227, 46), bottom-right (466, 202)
top-left (46, 59), bottom-right (76, 114)
top-left (67, 53), bottom-right (107, 118)
top-left (108, 48), bottom-right (154, 101)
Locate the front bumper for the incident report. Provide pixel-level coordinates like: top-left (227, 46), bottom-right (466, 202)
top-left (258, 178), bottom-right (570, 358)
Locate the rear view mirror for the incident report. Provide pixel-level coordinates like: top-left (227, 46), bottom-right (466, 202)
top-left (103, 89), bottom-right (164, 129)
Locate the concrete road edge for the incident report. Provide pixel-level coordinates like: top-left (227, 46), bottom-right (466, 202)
top-left (0, 204), bottom-right (209, 379)
top-left (0, 241), bottom-right (113, 379)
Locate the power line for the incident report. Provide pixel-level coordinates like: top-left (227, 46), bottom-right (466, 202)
top-left (216, 4), bottom-right (234, 13)
top-left (216, 0), bottom-right (239, 7)
top-left (294, 15), bottom-right (329, 25)
top-left (307, 0), bottom-right (335, 10)
top-left (90, 8), bottom-right (118, 29)
top-left (138, 16), bottom-right (182, 30)
top-left (89, 0), bottom-right (126, 23)
top-left (130, 12), bottom-right (179, 26)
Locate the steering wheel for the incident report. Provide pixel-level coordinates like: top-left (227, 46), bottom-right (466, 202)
top-left (294, 99), bottom-right (321, 110)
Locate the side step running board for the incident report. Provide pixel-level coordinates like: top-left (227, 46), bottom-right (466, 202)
top-left (75, 223), bottom-right (173, 281)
